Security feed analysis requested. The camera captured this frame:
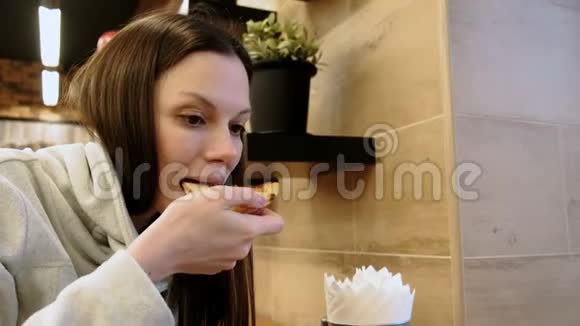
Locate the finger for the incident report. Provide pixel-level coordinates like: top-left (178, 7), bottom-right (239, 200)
top-left (231, 243), bottom-right (252, 260)
top-left (180, 265), bottom-right (222, 275)
top-left (172, 185), bottom-right (225, 206)
top-left (173, 188), bottom-right (217, 205)
top-left (218, 261), bottom-right (237, 271)
top-left (244, 208), bottom-right (284, 237)
top-left (215, 186), bottom-right (267, 210)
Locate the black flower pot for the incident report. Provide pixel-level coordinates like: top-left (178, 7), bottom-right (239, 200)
top-left (250, 60), bottom-right (317, 134)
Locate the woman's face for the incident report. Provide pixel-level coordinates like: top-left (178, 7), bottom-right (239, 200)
top-left (152, 51), bottom-right (250, 213)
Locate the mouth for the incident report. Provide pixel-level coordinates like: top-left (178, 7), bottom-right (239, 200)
top-left (180, 177), bottom-right (225, 190)
top-left (180, 179), bottom-right (280, 214)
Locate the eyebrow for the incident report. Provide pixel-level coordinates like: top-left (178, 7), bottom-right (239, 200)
top-left (179, 91), bottom-right (251, 116)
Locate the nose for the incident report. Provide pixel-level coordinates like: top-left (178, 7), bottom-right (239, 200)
top-left (203, 126), bottom-right (240, 164)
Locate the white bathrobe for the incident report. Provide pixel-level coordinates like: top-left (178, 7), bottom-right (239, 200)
top-left (0, 142), bottom-right (174, 325)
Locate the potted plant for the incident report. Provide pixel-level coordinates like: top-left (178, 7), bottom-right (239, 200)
top-left (243, 13), bottom-right (321, 134)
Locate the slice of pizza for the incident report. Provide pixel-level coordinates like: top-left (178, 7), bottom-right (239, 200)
top-left (181, 180), bottom-right (279, 214)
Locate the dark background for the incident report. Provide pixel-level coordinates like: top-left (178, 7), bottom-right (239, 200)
top-left (0, 0), bottom-right (270, 72)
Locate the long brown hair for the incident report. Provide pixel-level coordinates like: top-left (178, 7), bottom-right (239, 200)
top-left (65, 9), bottom-right (255, 326)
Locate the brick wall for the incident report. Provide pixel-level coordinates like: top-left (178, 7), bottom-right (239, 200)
top-left (0, 58), bottom-right (43, 107)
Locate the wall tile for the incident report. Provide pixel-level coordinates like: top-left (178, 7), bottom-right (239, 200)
top-left (278, 0), bottom-right (372, 33)
top-left (464, 255), bottom-right (580, 326)
top-left (568, 200), bottom-right (580, 253)
top-left (253, 247), bottom-right (347, 326)
top-left (280, 0), bottom-right (448, 136)
top-left (563, 126), bottom-right (580, 252)
top-left (278, 0), bottom-right (357, 39)
top-left (455, 116), bottom-right (568, 256)
top-left (262, 1), bottom-right (457, 325)
top-left (563, 126), bottom-right (580, 199)
top-left (253, 163), bottom-right (356, 251)
top-left (448, 0), bottom-right (580, 124)
top-left (354, 117), bottom-right (451, 256)
top-left (351, 255), bottom-right (453, 326)
top-left (253, 247), bottom-right (453, 326)
top-left (253, 248), bottom-right (279, 326)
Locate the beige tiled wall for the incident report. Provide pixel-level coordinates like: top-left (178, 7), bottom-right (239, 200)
top-left (564, 126), bottom-right (580, 252)
top-left (449, 0), bottom-right (580, 325)
top-left (254, 248), bottom-right (454, 326)
top-left (463, 255), bottom-right (580, 326)
top-left (354, 118), bottom-right (451, 257)
top-left (454, 117), bottom-right (568, 257)
top-left (449, 0), bottom-right (580, 124)
top-left (253, 0), bottom-right (463, 325)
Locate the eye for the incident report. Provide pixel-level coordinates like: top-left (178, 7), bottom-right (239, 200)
top-left (230, 124), bottom-right (246, 136)
top-left (183, 115), bottom-right (205, 127)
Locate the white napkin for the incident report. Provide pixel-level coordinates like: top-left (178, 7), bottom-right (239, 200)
top-left (324, 266), bottom-right (415, 325)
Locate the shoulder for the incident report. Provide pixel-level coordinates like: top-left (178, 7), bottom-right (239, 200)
top-left (0, 143), bottom-right (88, 182)
top-left (0, 142), bottom-right (93, 165)
top-left (0, 174), bottom-right (29, 260)
top-left (0, 173), bottom-right (72, 269)
top-left (0, 173), bottom-right (29, 212)
top-left (0, 146), bottom-right (72, 246)
top-left (0, 147), bottom-right (45, 198)
top-left (0, 147), bottom-right (37, 165)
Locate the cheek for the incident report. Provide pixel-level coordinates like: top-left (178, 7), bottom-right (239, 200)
top-left (156, 119), bottom-right (201, 167)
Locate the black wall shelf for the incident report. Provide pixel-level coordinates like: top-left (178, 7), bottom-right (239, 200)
top-left (243, 133), bottom-right (376, 164)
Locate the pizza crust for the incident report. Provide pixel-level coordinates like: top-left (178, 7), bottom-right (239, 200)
top-left (181, 181), bottom-right (279, 213)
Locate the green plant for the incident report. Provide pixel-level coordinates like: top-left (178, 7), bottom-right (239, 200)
top-left (243, 13), bottom-right (321, 65)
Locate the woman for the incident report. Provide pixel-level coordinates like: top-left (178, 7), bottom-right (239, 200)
top-left (0, 9), bottom-right (284, 326)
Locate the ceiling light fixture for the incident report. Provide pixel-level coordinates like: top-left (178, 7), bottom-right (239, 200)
top-left (41, 69), bottom-right (59, 107)
top-left (178, 0), bottom-right (189, 15)
top-left (38, 0), bottom-right (61, 107)
top-left (38, 3), bottom-right (61, 67)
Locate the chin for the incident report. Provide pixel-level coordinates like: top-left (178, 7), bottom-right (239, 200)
top-left (152, 193), bottom-right (177, 214)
